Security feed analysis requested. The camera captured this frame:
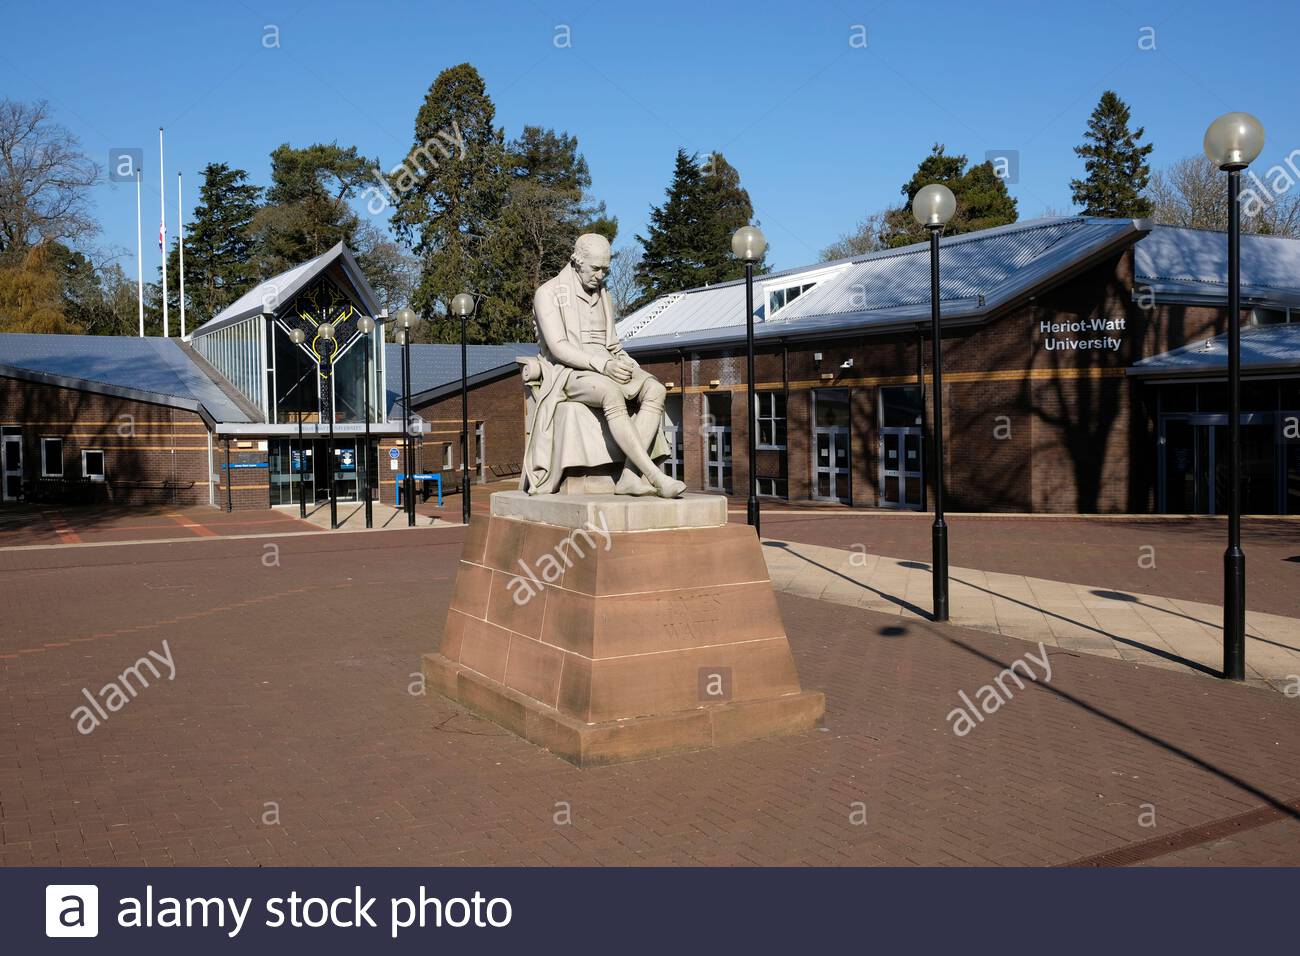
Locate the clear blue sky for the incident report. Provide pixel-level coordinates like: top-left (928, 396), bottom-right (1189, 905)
top-left (5, 0), bottom-right (1298, 276)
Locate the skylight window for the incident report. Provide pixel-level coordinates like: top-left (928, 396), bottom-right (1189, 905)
top-left (768, 282), bottom-right (816, 317)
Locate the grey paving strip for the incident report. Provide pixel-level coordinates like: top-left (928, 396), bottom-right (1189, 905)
top-left (763, 537), bottom-right (1300, 691)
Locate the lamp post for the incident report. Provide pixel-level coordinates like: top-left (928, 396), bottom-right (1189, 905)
top-left (288, 326), bottom-right (309, 519)
top-left (912, 183), bottom-right (957, 623)
top-left (358, 314), bottom-right (377, 529)
top-left (1204, 111), bottom-right (1265, 681)
top-left (731, 225), bottom-right (767, 537)
top-left (316, 319), bottom-right (339, 530)
top-left (394, 307), bottom-right (419, 527)
top-left (451, 293), bottom-right (477, 526)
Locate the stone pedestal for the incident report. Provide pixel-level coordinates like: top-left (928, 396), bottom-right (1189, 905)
top-left (423, 491), bottom-right (825, 766)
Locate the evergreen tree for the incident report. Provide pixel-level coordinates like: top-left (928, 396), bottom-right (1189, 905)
top-left (635, 150), bottom-right (760, 305)
top-left (477, 126), bottom-right (617, 341)
top-left (251, 142), bottom-right (375, 274)
top-left (391, 63), bottom-right (507, 342)
top-left (877, 144), bottom-right (1018, 247)
top-left (1070, 90), bottom-right (1154, 218)
top-left (164, 163), bottom-right (261, 323)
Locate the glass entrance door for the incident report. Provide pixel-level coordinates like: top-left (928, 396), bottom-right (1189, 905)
top-left (880, 427), bottom-right (923, 508)
top-left (1162, 415), bottom-right (1280, 514)
top-left (704, 426), bottom-right (732, 493)
top-left (2, 432), bottom-right (22, 501)
top-left (813, 389), bottom-right (851, 503)
top-left (269, 437), bottom-right (314, 505)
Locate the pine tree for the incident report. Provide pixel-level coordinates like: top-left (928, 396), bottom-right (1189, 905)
top-left (635, 150), bottom-right (760, 306)
top-left (1070, 90), bottom-right (1154, 218)
top-left (251, 143), bottom-right (375, 274)
top-left (0, 243), bottom-right (75, 333)
top-left (165, 163), bottom-right (261, 323)
top-left (877, 144), bottom-right (1018, 248)
top-left (390, 63), bottom-right (507, 342)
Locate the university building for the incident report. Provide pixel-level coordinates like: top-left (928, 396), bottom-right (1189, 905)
top-left (2, 218), bottom-right (1298, 516)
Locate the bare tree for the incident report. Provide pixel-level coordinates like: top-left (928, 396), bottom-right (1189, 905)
top-left (0, 99), bottom-right (100, 256)
top-left (606, 244), bottom-right (642, 318)
top-left (1146, 154), bottom-right (1300, 237)
top-left (820, 210), bottom-right (886, 261)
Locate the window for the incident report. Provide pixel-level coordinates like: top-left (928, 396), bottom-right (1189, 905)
top-left (768, 282), bottom-right (816, 317)
top-left (757, 477), bottom-right (788, 498)
top-left (41, 437), bottom-right (63, 477)
top-left (81, 449), bottom-right (106, 482)
top-left (443, 443), bottom-right (454, 470)
top-left (1249, 307), bottom-right (1290, 326)
top-left (754, 392), bottom-right (787, 449)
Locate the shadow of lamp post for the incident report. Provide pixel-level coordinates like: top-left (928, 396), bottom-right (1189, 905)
top-left (731, 224), bottom-right (767, 537)
top-left (1204, 110), bottom-right (1265, 681)
top-left (452, 293), bottom-right (477, 526)
top-left (912, 182), bottom-right (957, 622)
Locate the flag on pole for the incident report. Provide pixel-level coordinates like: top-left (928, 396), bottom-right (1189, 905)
top-left (158, 220), bottom-right (165, 252)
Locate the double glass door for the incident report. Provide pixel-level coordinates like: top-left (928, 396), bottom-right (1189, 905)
top-left (1162, 415), bottom-right (1278, 514)
top-left (269, 438), bottom-right (374, 506)
top-left (880, 427), bottom-right (923, 508)
top-left (2, 432), bottom-right (21, 501)
top-left (813, 389), bottom-right (851, 503)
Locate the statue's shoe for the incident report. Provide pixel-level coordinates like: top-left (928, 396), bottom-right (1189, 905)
top-left (652, 475), bottom-right (687, 499)
top-left (615, 472), bottom-right (655, 496)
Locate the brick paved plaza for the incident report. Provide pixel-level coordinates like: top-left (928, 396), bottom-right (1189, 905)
top-left (1, 506), bottom-right (1298, 867)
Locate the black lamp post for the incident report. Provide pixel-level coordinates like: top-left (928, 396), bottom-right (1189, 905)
top-left (451, 293), bottom-right (477, 526)
top-left (287, 326), bottom-right (309, 519)
top-left (358, 314), bottom-right (378, 529)
top-left (394, 307), bottom-right (419, 527)
top-left (1204, 111), bottom-right (1266, 681)
top-left (731, 226), bottom-right (768, 537)
top-left (316, 320), bottom-right (339, 530)
top-left (912, 183), bottom-right (957, 623)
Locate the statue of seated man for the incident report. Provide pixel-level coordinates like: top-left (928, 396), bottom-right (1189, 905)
top-left (523, 233), bottom-right (686, 498)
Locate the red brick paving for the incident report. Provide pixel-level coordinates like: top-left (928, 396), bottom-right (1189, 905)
top-left (0, 504), bottom-right (318, 547)
top-left (1, 524), bottom-right (1298, 866)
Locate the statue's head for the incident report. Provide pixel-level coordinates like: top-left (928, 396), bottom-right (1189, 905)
top-left (570, 233), bottom-right (611, 294)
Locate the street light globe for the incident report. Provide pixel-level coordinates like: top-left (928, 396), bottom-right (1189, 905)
top-left (451, 293), bottom-right (476, 317)
top-left (395, 307), bottom-right (419, 331)
top-left (357, 315), bottom-right (375, 335)
top-left (393, 328), bottom-right (409, 346)
top-left (1204, 112), bottom-right (1265, 170)
top-left (912, 183), bottom-right (957, 229)
top-left (731, 225), bottom-right (767, 263)
top-left (316, 321), bottom-right (336, 341)
top-left (288, 327), bottom-right (306, 345)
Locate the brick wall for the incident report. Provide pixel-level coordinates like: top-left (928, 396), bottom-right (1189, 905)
top-left (0, 377), bottom-right (211, 506)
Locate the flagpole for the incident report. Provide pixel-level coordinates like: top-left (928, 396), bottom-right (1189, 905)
top-left (159, 127), bottom-right (169, 338)
top-left (178, 171), bottom-right (186, 337)
top-left (135, 169), bottom-right (145, 337)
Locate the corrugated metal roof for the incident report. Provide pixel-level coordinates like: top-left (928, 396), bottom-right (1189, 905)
top-left (0, 332), bottom-right (251, 422)
top-left (1129, 322), bottom-right (1300, 375)
top-left (385, 342), bottom-right (537, 415)
top-left (1133, 225), bottom-right (1300, 306)
top-left (618, 217), bottom-right (1145, 351)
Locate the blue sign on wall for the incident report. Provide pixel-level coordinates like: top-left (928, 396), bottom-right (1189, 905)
top-left (389, 448), bottom-right (401, 460)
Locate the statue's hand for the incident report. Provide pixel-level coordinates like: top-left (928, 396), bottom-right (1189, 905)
top-left (603, 357), bottom-right (633, 384)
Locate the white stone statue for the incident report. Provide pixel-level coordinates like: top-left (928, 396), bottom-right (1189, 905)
top-left (519, 233), bottom-right (687, 498)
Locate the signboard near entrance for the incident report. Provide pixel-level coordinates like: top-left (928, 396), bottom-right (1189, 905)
top-left (389, 448), bottom-right (400, 460)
